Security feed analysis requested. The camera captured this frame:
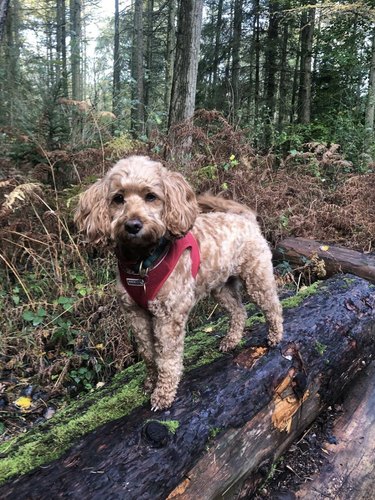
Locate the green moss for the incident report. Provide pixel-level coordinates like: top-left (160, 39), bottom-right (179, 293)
top-left (209, 427), bottom-right (221, 439)
top-left (281, 281), bottom-right (321, 309)
top-left (0, 365), bottom-right (148, 485)
top-left (0, 281), bottom-right (323, 485)
top-left (161, 420), bottom-right (180, 434)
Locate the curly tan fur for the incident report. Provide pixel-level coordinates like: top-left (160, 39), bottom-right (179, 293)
top-left (75, 156), bottom-right (283, 410)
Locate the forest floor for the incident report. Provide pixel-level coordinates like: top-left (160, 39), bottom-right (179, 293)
top-left (0, 114), bottom-right (375, 489)
top-left (254, 405), bottom-right (339, 499)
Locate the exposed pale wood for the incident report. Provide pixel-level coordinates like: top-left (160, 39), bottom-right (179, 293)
top-left (275, 237), bottom-right (375, 283)
top-left (295, 361), bottom-right (375, 500)
top-left (1, 275), bottom-right (375, 500)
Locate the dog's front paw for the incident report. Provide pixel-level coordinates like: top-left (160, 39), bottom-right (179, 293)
top-left (267, 328), bottom-right (283, 347)
top-left (150, 387), bottom-right (176, 411)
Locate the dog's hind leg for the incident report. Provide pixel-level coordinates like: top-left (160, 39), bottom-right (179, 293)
top-left (242, 260), bottom-right (283, 347)
top-left (212, 277), bottom-right (247, 352)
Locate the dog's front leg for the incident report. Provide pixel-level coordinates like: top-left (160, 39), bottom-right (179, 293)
top-left (150, 309), bottom-right (189, 411)
top-left (122, 305), bottom-right (157, 392)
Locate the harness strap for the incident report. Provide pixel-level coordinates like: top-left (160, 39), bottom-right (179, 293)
top-left (118, 232), bottom-right (200, 309)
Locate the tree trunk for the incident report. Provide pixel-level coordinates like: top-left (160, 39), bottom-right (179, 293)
top-left (2, 0), bottom-right (20, 126)
top-left (263, 0), bottom-right (279, 146)
top-left (131, 0), bottom-right (145, 136)
top-left (212, 0), bottom-right (224, 108)
top-left (1, 275), bottom-right (375, 499)
top-left (144, 0), bottom-right (154, 134)
top-left (112, 0), bottom-right (121, 119)
top-left (277, 21), bottom-right (289, 128)
top-left (164, 0), bottom-right (177, 116)
top-left (168, 0), bottom-right (204, 130)
top-left (70, 0), bottom-right (82, 100)
top-left (297, 5), bottom-right (315, 124)
top-left (254, 0), bottom-right (260, 134)
top-left (56, 0), bottom-right (68, 96)
top-left (365, 30), bottom-right (375, 135)
top-left (0, 0), bottom-right (10, 43)
top-left (274, 237), bottom-right (375, 283)
top-left (230, 0), bottom-right (243, 124)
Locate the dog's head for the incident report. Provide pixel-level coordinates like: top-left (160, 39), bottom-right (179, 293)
top-left (75, 156), bottom-right (198, 249)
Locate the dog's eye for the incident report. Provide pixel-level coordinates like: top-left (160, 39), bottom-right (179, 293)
top-left (145, 193), bottom-right (157, 202)
top-left (112, 194), bottom-right (124, 204)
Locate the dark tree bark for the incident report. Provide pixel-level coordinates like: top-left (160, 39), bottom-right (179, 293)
top-left (212, 0), bottom-right (224, 108)
top-left (56, 0), bottom-right (68, 96)
top-left (0, 0), bottom-right (10, 44)
top-left (277, 21), bottom-right (289, 128)
top-left (144, 0), bottom-right (154, 134)
top-left (70, 0), bottom-right (82, 100)
top-left (365, 30), bottom-right (375, 134)
top-left (168, 0), bottom-right (204, 129)
top-left (254, 0), bottom-right (260, 132)
top-left (112, 0), bottom-right (121, 119)
top-left (1, 275), bottom-right (375, 499)
top-left (263, 0), bottom-right (280, 146)
top-left (164, 0), bottom-right (177, 115)
top-left (230, 0), bottom-right (243, 123)
top-left (131, 0), bottom-right (145, 136)
top-left (297, 5), bottom-right (315, 124)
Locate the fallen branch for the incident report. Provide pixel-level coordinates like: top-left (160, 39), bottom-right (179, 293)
top-left (275, 237), bottom-right (375, 283)
top-left (0, 274), bottom-right (375, 499)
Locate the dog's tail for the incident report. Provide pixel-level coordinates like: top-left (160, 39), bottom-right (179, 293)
top-left (197, 193), bottom-right (257, 222)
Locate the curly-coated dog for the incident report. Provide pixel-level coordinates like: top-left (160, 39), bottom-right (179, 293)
top-left (75, 156), bottom-right (283, 410)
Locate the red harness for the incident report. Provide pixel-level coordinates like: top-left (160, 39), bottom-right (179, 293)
top-left (118, 232), bottom-right (200, 309)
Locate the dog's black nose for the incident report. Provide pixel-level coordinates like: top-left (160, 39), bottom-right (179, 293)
top-left (125, 219), bottom-right (143, 234)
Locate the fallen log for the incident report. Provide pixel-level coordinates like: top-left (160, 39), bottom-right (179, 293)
top-left (294, 361), bottom-right (375, 500)
top-left (275, 237), bottom-right (375, 283)
top-left (0, 274), bottom-right (375, 500)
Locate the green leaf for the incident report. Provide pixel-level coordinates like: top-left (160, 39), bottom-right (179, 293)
top-left (12, 295), bottom-right (20, 305)
top-left (22, 310), bottom-right (35, 322)
top-left (37, 308), bottom-right (47, 317)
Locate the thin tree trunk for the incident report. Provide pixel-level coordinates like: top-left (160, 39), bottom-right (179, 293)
top-left (263, 0), bottom-right (279, 146)
top-left (365, 30), bottom-right (375, 134)
top-left (290, 41), bottom-right (300, 124)
top-left (3, 0), bottom-right (20, 126)
top-left (168, 0), bottom-right (204, 130)
top-left (231, 0), bottom-right (243, 124)
top-left (70, 0), bottom-right (82, 100)
top-left (131, 0), bottom-right (145, 136)
top-left (212, 0), bottom-right (224, 108)
top-left (164, 0), bottom-right (177, 116)
top-left (56, 0), bottom-right (68, 96)
top-left (254, 0), bottom-right (260, 132)
top-left (297, 5), bottom-right (315, 124)
top-left (277, 22), bottom-right (289, 128)
top-left (144, 0), bottom-right (154, 134)
top-left (112, 0), bottom-right (121, 119)
top-left (0, 0), bottom-right (10, 43)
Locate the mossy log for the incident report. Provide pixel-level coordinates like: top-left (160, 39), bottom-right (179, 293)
top-left (1, 275), bottom-right (375, 499)
top-left (275, 237), bottom-right (375, 283)
top-left (294, 361), bottom-right (375, 499)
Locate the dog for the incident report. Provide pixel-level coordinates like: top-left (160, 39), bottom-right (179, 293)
top-left (75, 156), bottom-right (283, 410)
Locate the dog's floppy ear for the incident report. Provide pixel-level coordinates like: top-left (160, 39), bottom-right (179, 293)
top-left (74, 179), bottom-right (111, 245)
top-left (163, 170), bottom-right (198, 237)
